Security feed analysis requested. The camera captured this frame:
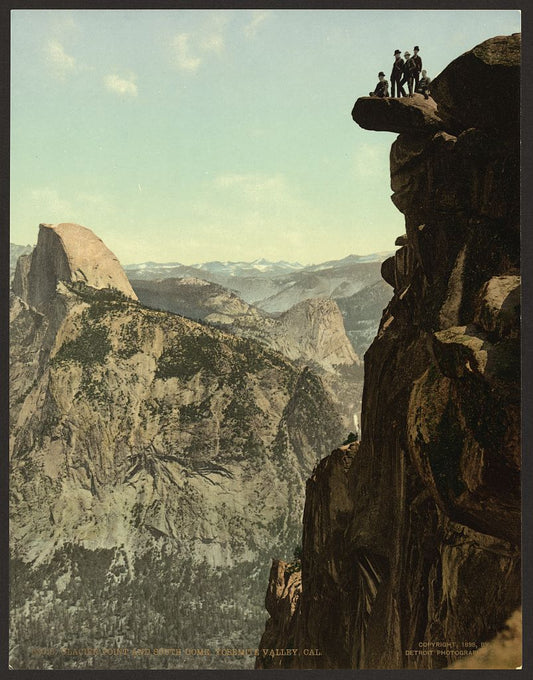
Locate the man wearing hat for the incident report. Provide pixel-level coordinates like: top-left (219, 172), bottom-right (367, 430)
top-left (412, 46), bottom-right (422, 93)
top-left (401, 50), bottom-right (417, 96)
top-left (417, 69), bottom-right (431, 99)
top-left (369, 71), bottom-right (389, 98)
top-left (390, 49), bottom-right (406, 97)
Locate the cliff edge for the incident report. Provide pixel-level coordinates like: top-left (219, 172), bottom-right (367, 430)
top-left (257, 33), bottom-right (521, 670)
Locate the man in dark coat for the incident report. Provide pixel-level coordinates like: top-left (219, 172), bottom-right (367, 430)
top-left (417, 69), bottom-right (431, 99)
top-left (401, 50), bottom-right (417, 96)
top-left (369, 71), bottom-right (389, 97)
top-left (412, 46), bottom-right (422, 92)
top-left (390, 49), bottom-right (406, 97)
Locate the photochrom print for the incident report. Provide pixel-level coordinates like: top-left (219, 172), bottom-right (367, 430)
top-left (9, 8), bottom-right (521, 671)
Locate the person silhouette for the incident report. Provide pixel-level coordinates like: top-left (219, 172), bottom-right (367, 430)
top-left (369, 71), bottom-right (389, 97)
top-left (390, 49), bottom-right (406, 97)
top-left (412, 46), bottom-right (422, 92)
top-left (417, 69), bottom-right (431, 99)
top-left (401, 51), bottom-right (417, 96)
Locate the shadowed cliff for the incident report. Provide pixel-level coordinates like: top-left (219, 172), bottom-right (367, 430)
top-left (256, 33), bottom-right (521, 670)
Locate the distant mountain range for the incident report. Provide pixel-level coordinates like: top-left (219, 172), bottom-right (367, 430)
top-left (189, 258), bottom-right (305, 277)
top-left (11, 244), bottom-right (394, 359)
top-left (124, 253), bottom-right (393, 314)
top-left (125, 253), bottom-right (391, 280)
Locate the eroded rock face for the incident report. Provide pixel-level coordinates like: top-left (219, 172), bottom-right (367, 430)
top-left (259, 33), bottom-right (521, 669)
top-left (430, 33), bottom-right (520, 134)
top-left (269, 298), bottom-right (360, 370)
top-left (351, 34), bottom-right (520, 137)
top-left (13, 223), bottom-right (137, 311)
top-left (256, 560), bottom-right (302, 668)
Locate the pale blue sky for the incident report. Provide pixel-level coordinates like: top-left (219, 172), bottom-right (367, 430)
top-left (11, 9), bottom-right (521, 265)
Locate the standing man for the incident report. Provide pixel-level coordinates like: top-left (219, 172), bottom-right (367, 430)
top-left (369, 71), bottom-right (389, 97)
top-left (401, 51), bottom-right (415, 96)
top-left (390, 49), bottom-right (406, 98)
top-left (412, 46), bottom-right (422, 93)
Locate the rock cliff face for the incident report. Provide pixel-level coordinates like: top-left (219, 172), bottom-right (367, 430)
top-left (13, 223), bottom-right (137, 311)
top-left (336, 279), bottom-right (393, 357)
top-left (257, 33), bottom-right (521, 670)
top-left (269, 298), bottom-right (359, 370)
top-left (9, 224), bottom-right (343, 670)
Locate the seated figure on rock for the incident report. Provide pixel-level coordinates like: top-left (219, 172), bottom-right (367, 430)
top-left (416, 69), bottom-right (431, 100)
top-left (369, 71), bottom-right (389, 98)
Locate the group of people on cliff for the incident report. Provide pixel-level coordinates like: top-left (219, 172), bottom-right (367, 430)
top-left (369, 46), bottom-right (431, 100)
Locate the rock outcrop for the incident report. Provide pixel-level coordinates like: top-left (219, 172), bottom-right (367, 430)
top-left (266, 298), bottom-right (360, 370)
top-left (450, 609), bottom-right (522, 669)
top-left (257, 33), bottom-right (521, 670)
top-left (130, 276), bottom-right (263, 326)
top-left (13, 223), bottom-right (137, 311)
top-left (430, 33), bottom-right (520, 134)
top-left (257, 560), bottom-right (302, 668)
top-left (352, 94), bottom-right (444, 133)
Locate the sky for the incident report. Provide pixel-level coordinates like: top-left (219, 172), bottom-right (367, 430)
top-left (11, 9), bottom-right (521, 266)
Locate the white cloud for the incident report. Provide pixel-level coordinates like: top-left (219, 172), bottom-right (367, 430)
top-left (244, 10), bottom-right (273, 39)
top-left (200, 32), bottom-right (224, 54)
top-left (171, 16), bottom-right (228, 72)
top-left (45, 39), bottom-right (76, 79)
top-left (51, 12), bottom-right (78, 36)
top-left (200, 14), bottom-right (228, 53)
top-left (214, 174), bottom-right (247, 188)
top-left (172, 33), bottom-right (202, 72)
top-left (104, 73), bottom-right (138, 97)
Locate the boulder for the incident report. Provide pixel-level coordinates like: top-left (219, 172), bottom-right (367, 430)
top-left (474, 276), bottom-right (520, 339)
top-left (380, 247), bottom-right (415, 292)
top-left (431, 33), bottom-right (520, 134)
top-left (394, 234), bottom-right (408, 246)
top-left (381, 256), bottom-right (396, 288)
